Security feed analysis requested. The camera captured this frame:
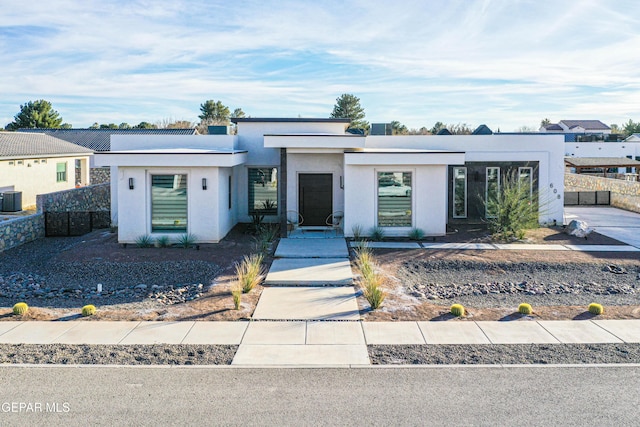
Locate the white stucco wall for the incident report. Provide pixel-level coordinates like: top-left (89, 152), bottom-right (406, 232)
top-left (565, 142), bottom-right (640, 172)
top-left (116, 166), bottom-right (232, 243)
top-left (286, 152), bottom-right (345, 218)
top-left (0, 155), bottom-right (91, 208)
top-left (343, 164), bottom-right (448, 237)
top-left (111, 135), bottom-right (237, 151)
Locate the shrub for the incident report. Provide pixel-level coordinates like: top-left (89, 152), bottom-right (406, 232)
top-left (450, 304), bottom-right (465, 317)
top-left (81, 304), bottom-right (96, 316)
top-left (235, 254), bottom-right (265, 293)
top-left (370, 226), bottom-right (385, 241)
top-left (135, 234), bottom-right (153, 248)
top-left (352, 224), bottom-right (364, 241)
top-left (154, 235), bottom-right (171, 248)
top-left (254, 224), bottom-right (278, 255)
top-left (177, 233), bottom-right (197, 248)
top-left (408, 228), bottom-right (425, 241)
top-left (13, 302), bottom-right (28, 315)
top-left (485, 169), bottom-right (540, 241)
top-left (518, 303), bottom-right (533, 315)
top-left (354, 245), bottom-right (386, 309)
top-left (231, 286), bottom-right (242, 310)
top-left (588, 303), bottom-right (604, 315)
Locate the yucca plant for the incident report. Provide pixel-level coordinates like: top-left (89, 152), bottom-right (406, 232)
top-left (588, 303), bottom-right (604, 315)
top-left (154, 235), bottom-right (171, 248)
top-left (177, 233), bottom-right (197, 248)
top-left (518, 303), bottom-right (533, 315)
top-left (13, 302), bottom-right (28, 315)
top-left (135, 234), bottom-right (153, 248)
top-left (351, 224), bottom-right (364, 241)
top-left (81, 304), bottom-right (96, 317)
top-left (369, 226), bottom-right (385, 241)
top-left (235, 253), bottom-right (265, 293)
top-left (450, 304), bottom-right (465, 317)
top-left (408, 228), bottom-right (425, 241)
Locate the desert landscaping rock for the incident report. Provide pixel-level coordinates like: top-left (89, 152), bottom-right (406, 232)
top-left (401, 260), bottom-right (640, 308)
top-left (0, 344), bottom-right (237, 365)
top-left (368, 343), bottom-right (640, 365)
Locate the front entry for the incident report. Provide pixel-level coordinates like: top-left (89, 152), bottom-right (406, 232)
top-left (298, 173), bottom-right (333, 226)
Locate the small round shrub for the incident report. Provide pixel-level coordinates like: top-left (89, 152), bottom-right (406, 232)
top-left (81, 304), bottom-right (96, 317)
top-left (450, 304), bottom-right (465, 317)
top-left (518, 303), bottom-right (533, 315)
top-left (13, 302), bottom-right (28, 315)
top-left (588, 303), bottom-right (604, 315)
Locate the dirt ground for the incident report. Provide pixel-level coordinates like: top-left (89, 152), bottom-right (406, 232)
top-left (2, 225), bottom-right (639, 322)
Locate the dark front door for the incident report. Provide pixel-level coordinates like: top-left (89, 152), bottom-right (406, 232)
top-left (298, 174), bottom-right (333, 226)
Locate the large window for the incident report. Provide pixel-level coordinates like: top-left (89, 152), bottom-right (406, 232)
top-left (151, 174), bottom-right (187, 232)
top-left (377, 172), bottom-right (412, 227)
top-left (56, 162), bottom-right (67, 182)
top-left (485, 167), bottom-right (500, 218)
top-left (248, 168), bottom-right (278, 215)
top-left (453, 167), bottom-right (467, 218)
top-left (518, 167), bottom-right (533, 200)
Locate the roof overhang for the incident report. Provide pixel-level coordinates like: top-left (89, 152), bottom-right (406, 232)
top-left (564, 156), bottom-right (640, 169)
top-left (264, 134), bottom-right (365, 149)
top-left (345, 149), bottom-right (465, 165)
top-left (94, 149), bottom-right (247, 168)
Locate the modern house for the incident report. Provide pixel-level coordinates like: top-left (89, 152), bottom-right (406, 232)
top-left (0, 132), bottom-right (92, 209)
top-left (95, 118), bottom-right (565, 243)
top-left (540, 120), bottom-right (615, 142)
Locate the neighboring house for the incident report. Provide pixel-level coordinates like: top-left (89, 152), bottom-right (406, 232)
top-left (95, 118), bottom-right (565, 243)
top-left (566, 139), bottom-right (640, 173)
top-left (0, 132), bottom-right (92, 209)
top-left (624, 133), bottom-right (640, 143)
top-left (17, 128), bottom-right (198, 184)
top-left (540, 120), bottom-right (614, 142)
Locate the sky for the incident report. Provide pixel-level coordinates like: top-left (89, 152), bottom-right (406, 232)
top-left (1, 0), bottom-right (639, 132)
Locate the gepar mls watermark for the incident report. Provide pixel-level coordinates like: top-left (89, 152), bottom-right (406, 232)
top-left (1, 401), bottom-right (70, 413)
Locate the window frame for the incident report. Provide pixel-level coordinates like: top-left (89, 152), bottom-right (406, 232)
top-left (376, 170), bottom-right (413, 228)
top-left (150, 173), bottom-right (188, 233)
top-left (248, 167), bottom-right (278, 215)
top-left (518, 167), bottom-right (533, 200)
top-left (56, 162), bottom-right (67, 182)
top-left (485, 166), bottom-right (500, 218)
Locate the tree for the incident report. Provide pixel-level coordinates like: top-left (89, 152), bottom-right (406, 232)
top-left (516, 125), bottom-right (535, 132)
top-left (119, 122), bottom-right (132, 129)
top-left (133, 121), bottom-right (156, 129)
top-left (330, 93), bottom-right (368, 131)
top-left (430, 121), bottom-right (446, 134)
top-left (199, 100), bottom-right (231, 125)
top-left (390, 120), bottom-right (408, 135)
top-left (231, 108), bottom-right (246, 119)
top-left (100, 123), bottom-right (118, 129)
top-left (89, 122), bottom-right (100, 129)
top-left (540, 118), bottom-right (551, 127)
top-left (623, 119), bottom-right (640, 136)
top-left (5, 99), bottom-right (64, 130)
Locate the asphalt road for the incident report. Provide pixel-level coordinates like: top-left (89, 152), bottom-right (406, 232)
top-left (1, 365), bottom-right (639, 426)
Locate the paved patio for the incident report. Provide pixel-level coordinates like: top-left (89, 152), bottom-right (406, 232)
top-left (565, 206), bottom-right (640, 248)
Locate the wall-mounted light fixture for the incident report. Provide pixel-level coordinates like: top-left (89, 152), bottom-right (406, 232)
top-left (202, 178), bottom-right (207, 190)
top-left (129, 177), bottom-right (134, 190)
top-left (339, 176), bottom-right (344, 189)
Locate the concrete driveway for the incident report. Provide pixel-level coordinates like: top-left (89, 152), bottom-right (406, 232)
top-left (564, 206), bottom-right (640, 248)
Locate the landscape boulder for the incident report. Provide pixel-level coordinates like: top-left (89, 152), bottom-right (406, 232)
top-left (565, 219), bottom-right (592, 239)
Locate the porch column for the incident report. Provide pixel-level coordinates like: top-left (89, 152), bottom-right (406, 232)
top-left (279, 148), bottom-right (288, 238)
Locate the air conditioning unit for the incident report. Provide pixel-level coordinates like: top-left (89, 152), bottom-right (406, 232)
top-left (1, 191), bottom-right (22, 212)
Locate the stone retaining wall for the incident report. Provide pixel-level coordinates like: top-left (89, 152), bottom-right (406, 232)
top-left (36, 183), bottom-right (110, 213)
top-left (565, 173), bottom-right (640, 213)
top-left (90, 167), bottom-right (111, 185)
top-left (0, 213), bottom-right (45, 252)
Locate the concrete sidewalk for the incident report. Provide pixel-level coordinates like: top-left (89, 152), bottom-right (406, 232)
top-left (1, 319), bottom-right (638, 365)
top-left (353, 241), bottom-right (640, 251)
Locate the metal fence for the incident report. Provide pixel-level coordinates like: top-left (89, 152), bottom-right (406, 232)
top-left (44, 211), bottom-right (110, 237)
top-left (564, 191), bottom-right (610, 206)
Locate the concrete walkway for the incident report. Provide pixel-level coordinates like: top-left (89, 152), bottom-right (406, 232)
top-left (2, 319), bottom-right (639, 365)
top-left (565, 206), bottom-right (640, 248)
top-left (353, 241), bottom-right (640, 251)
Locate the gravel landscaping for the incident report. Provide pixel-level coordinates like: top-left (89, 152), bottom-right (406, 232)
top-left (400, 260), bottom-right (640, 308)
top-left (369, 343), bottom-right (640, 365)
top-left (0, 344), bottom-right (237, 365)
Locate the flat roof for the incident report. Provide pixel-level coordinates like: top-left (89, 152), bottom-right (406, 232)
top-left (101, 148), bottom-right (247, 155)
top-left (264, 133), bottom-right (363, 137)
top-left (345, 148), bottom-right (465, 154)
top-left (231, 118), bottom-right (351, 124)
top-left (565, 157), bottom-right (640, 168)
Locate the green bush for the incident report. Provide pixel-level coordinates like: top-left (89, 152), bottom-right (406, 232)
top-left (254, 224), bottom-right (278, 255)
top-left (13, 302), bottom-right (28, 315)
top-left (450, 304), bottom-right (465, 317)
top-left (485, 169), bottom-right (540, 241)
top-left (235, 254), bottom-right (265, 293)
top-left (408, 228), bottom-right (425, 241)
top-left (588, 303), bottom-right (604, 315)
top-left (81, 305), bottom-right (96, 316)
top-left (135, 234), bottom-right (153, 248)
top-left (351, 224), bottom-right (364, 241)
top-left (518, 303), bottom-right (533, 315)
